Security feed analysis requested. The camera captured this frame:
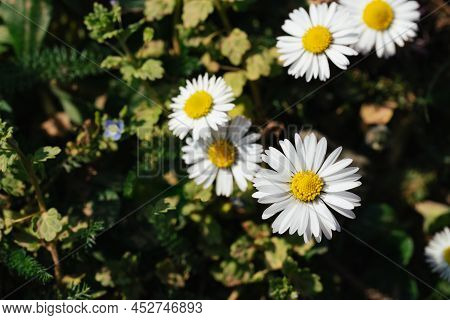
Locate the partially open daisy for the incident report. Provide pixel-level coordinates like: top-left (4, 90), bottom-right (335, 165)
top-left (340, 0), bottom-right (420, 58)
top-left (253, 133), bottom-right (362, 243)
top-left (182, 116), bottom-right (263, 197)
top-left (425, 227), bottom-right (450, 281)
top-left (168, 73), bottom-right (235, 140)
top-left (276, 3), bottom-right (359, 82)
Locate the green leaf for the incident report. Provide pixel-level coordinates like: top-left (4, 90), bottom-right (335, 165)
top-left (100, 56), bottom-right (125, 69)
top-left (149, 196), bottom-right (179, 217)
top-left (144, 0), bottom-right (176, 22)
top-left (50, 85), bottom-right (83, 124)
top-left (183, 180), bottom-right (212, 202)
top-left (264, 237), bottom-right (290, 270)
top-left (387, 230), bottom-right (414, 266)
top-left (415, 201), bottom-right (450, 232)
top-left (182, 0), bottom-right (214, 28)
top-left (220, 28), bottom-right (251, 66)
top-left (245, 49), bottom-right (275, 81)
top-left (33, 146), bottom-right (61, 163)
top-left (143, 27), bottom-right (154, 42)
top-left (133, 59), bottom-right (164, 81)
top-left (37, 208), bottom-right (63, 242)
top-left (84, 2), bottom-right (122, 43)
top-left (0, 0), bottom-right (52, 57)
top-left (269, 276), bottom-right (299, 300)
top-left (0, 100), bottom-right (12, 113)
top-left (224, 71), bottom-right (247, 97)
top-left (282, 257), bottom-right (323, 297)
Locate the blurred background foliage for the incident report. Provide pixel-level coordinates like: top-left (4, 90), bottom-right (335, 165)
top-left (0, 0), bottom-right (449, 299)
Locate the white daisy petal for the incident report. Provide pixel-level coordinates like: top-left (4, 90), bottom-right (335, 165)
top-left (341, 0), bottom-right (420, 59)
top-left (183, 116), bottom-right (262, 197)
top-left (254, 133), bottom-right (361, 242)
top-left (425, 227), bottom-right (450, 281)
top-left (277, 3), bottom-right (359, 81)
top-left (169, 73), bottom-right (235, 140)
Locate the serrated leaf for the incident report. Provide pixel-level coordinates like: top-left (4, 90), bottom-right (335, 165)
top-left (149, 196), bottom-right (179, 217)
top-left (100, 56), bottom-right (125, 69)
top-left (133, 59), bottom-right (164, 81)
top-left (182, 0), bottom-right (214, 28)
top-left (33, 146), bottom-right (61, 163)
top-left (37, 208), bottom-right (63, 242)
top-left (245, 49), bottom-right (274, 81)
top-left (144, 0), bottom-right (176, 22)
top-left (220, 28), bottom-right (251, 66)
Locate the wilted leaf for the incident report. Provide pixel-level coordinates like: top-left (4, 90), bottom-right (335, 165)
top-left (41, 112), bottom-right (72, 137)
top-left (220, 28), bottom-right (251, 66)
top-left (415, 201), bottom-right (450, 232)
top-left (201, 53), bottom-right (220, 73)
top-left (37, 208), bottom-right (63, 242)
top-left (360, 101), bottom-right (397, 125)
top-left (182, 0), bottom-right (214, 28)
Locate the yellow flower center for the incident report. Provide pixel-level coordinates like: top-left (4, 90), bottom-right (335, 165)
top-left (184, 90), bottom-right (213, 119)
top-left (108, 124), bottom-right (119, 134)
top-left (290, 171), bottom-right (324, 202)
top-left (302, 26), bottom-right (333, 54)
top-left (363, 0), bottom-right (394, 31)
top-left (208, 140), bottom-right (236, 168)
top-left (444, 247), bottom-right (450, 265)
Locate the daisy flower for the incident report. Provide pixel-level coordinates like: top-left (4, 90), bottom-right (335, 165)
top-left (253, 133), bottom-right (362, 243)
top-left (276, 2), bottom-right (359, 82)
top-left (182, 116), bottom-right (263, 197)
top-left (168, 73), bottom-right (235, 140)
top-left (425, 227), bottom-right (450, 281)
top-left (340, 0), bottom-right (420, 58)
top-left (103, 119), bottom-right (124, 141)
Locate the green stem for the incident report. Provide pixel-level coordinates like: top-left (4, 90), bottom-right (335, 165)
top-left (7, 138), bottom-right (63, 285)
top-left (7, 139), bottom-right (46, 213)
top-left (172, 0), bottom-right (182, 56)
top-left (214, 0), bottom-right (232, 32)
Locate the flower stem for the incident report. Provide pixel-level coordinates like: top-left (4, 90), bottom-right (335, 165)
top-left (214, 0), bottom-right (232, 32)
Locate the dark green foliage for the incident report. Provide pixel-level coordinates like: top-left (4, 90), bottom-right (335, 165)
top-left (0, 243), bottom-right (53, 284)
top-left (21, 46), bottom-right (105, 83)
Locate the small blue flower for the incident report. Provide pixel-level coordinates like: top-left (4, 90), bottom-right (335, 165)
top-left (103, 119), bottom-right (124, 141)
